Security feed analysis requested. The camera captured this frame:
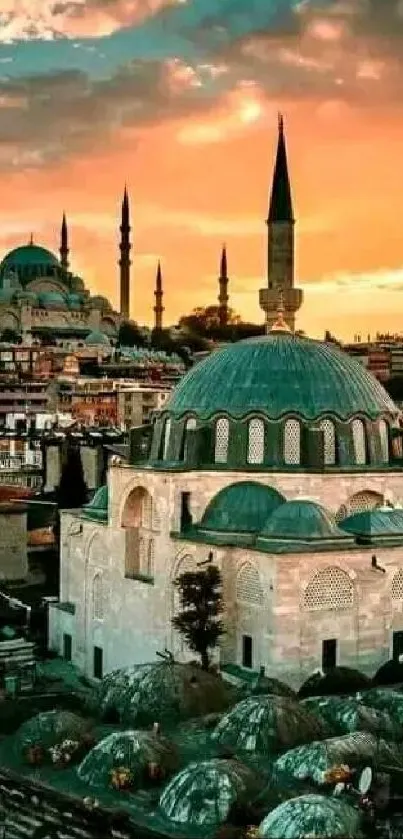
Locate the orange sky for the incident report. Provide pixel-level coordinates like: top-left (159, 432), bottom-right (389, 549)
top-left (1, 0), bottom-right (403, 340)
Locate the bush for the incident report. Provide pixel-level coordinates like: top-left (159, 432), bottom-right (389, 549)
top-left (298, 667), bottom-right (371, 699)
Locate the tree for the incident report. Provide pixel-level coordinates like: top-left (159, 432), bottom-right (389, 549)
top-left (172, 564), bottom-right (225, 671)
top-left (178, 306), bottom-right (264, 343)
top-left (53, 442), bottom-right (88, 549)
top-left (118, 320), bottom-right (147, 347)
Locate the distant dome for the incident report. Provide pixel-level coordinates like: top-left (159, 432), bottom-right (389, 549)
top-left (212, 695), bottom-right (327, 756)
top-left (66, 293), bottom-right (83, 310)
top-left (91, 295), bottom-right (112, 311)
top-left (159, 759), bottom-right (260, 828)
top-left (38, 291), bottom-right (68, 310)
top-left (1, 243), bottom-right (59, 272)
top-left (85, 330), bottom-right (111, 347)
top-left (259, 794), bottom-right (362, 839)
top-left (259, 500), bottom-right (349, 542)
top-left (165, 333), bottom-right (396, 421)
top-left (200, 482), bottom-right (285, 534)
top-left (70, 276), bottom-right (85, 292)
top-left (81, 485), bottom-right (108, 522)
top-left (15, 710), bottom-right (90, 755)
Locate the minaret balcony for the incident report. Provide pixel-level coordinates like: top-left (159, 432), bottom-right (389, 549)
top-left (259, 285), bottom-right (303, 315)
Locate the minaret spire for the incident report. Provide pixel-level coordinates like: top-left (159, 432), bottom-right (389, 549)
top-left (119, 186), bottom-right (131, 320)
top-left (259, 115), bottom-right (303, 332)
top-left (60, 212), bottom-right (69, 274)
top-left (154, 260), bottom-right (164, 332)
top-left (218, 244), bottom-right (229, 328)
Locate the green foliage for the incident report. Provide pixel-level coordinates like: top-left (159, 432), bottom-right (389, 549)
top-left (179, 306), bottom-right (264, 343)
top-left (172, 565), bottom-right (224, 671)
top-left (118, 320), bottom-right (147, 347)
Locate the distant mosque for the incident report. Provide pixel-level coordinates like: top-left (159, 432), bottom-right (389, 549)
top-left (0, 116), bottom-right (303, 346)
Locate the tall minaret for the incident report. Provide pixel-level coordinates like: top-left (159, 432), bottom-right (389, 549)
top-left (154, 260), bottom-right (164, 331)
top-left (119, 186), bottom-right (131, 319)
top-left (218, 244), bottom-right (229, 327)
top-left (60, 213), bottom-right (69, 274)
top-left (259, 115), bottom-right (303, 332)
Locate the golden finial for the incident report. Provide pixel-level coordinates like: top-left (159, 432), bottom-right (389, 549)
top-left (270, 288), bottom-right (291, 333)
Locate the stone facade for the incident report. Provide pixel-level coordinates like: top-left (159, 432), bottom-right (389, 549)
top-left (48, 464), bottom-right (403, 689)
top-left (0, 506), bottom-right (27, 580)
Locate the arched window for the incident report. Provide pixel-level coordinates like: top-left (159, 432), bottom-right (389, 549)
top-left (183, 417), bottom-right (196, 460)
top-left (214, 417), bottom-right (229, 464)
top-left (320, 418), bottom-right (336, 466)
top-left (236, 562), bottom-right (263, 605)
top-left (247, 418), bottom-right (265, 465)
top-left (336, 490), bottom-right (384, 523)
top-left (391, 568), bottom-right (403, 601)
top-left (92, 573), bottom-right (103, 620)
top-left (352, 418), bottom-right (367, 465)
top-left (146, 538), bottom-right (155, 577)
top-left (379, 419), bottom-right (389, 463)
top-left (284, 418), bottom-right (301, 465)
top-left (303, 567), bottom-right (354, 612)
top-left (121, 486), bottom-right (152, 529)
top-left (163, 418), bottom-right (171, 460)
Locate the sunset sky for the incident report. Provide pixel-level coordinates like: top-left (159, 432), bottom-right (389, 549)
top-left (0, 0), bottom-right (402, 339)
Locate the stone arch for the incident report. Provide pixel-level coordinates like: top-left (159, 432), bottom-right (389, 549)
top-left (302, 566), bottom-right (354, 612)
top-left (121, 485), bottom-right (153, 529)
top-left (85, 530), bottom-right (106, 566)
top-left (335, 490), bottom-right (384, 522)
top-left (236, 561), bottom-right (263, 605)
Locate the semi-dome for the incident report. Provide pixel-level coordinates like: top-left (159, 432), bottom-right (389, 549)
top-left (85, 330), bottom-right (110, 347)
top-left (199, 482), bottom-right (285, 534)
top-left (38, 291), bottom-right (67, 310)
top-left (165, 333), bottom-right (396, 421)
top-left (81, 485), bottom-right (108, 522)
top-left (1, 243), bottom-right (59, 272)
top-left (259, 500), bottom-right (348, 542)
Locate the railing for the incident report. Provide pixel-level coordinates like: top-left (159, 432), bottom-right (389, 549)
top-left (0, 452), bottom-right (42, 470)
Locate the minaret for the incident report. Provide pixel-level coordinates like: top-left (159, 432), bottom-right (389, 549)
top-left (218, 244), bottom-right (229, 328)
top-left (154, 260), bottom-right (164, 331)
top-left (119, 186), bottom-right (131, 319)
top-left (259, 115), bottom-right (303, 333)
top-left (60, 213), bottom-right (69, 274)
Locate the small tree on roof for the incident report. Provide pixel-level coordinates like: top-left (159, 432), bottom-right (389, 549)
top-left (172, 563), bottom-right (224, 671)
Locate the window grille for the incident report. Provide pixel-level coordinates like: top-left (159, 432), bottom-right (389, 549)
top-left (184, 417), bottom-right (196, 460)
top-left (152, 500), bottom-right (161, 531)
top-left (214, 417), bottom-right (229, 464)
top-left (247, 418), bottom-right (265, 465)
top-left (236, 562), bottom-right (263, 605)
top-left (350, 491), bottom-right (383, 516)
top-left (392, 569), bottom-right (403, 600)
top-left (320, 418), bottom-right (336, 465)
top-left (93, 573), bottom-right (103, 620)
top-left (163, 418), bottom-right (171, 460)
top-left (303, 567), bottom-right (354, 611)
top-left (142, 492), bottom-right (153, 528)
top-left (379, 420), bottom-right (389, 463)
top-left (147, 539), bottom-right (155, 577)
top-left (352, 419), bottom-right (367, 465)
top-left (284, 418), bottom-right (301, 465)
top-left (139, 536), bottom-right (146, 571)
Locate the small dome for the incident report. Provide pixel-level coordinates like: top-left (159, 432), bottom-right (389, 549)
top-left (165, 333), bottom-right (397, 421)
top-left (81, 485), bottom-right (108, 522)
top-left (362, 688), bottom-right (403, 726)
top-left (77, 729), bottom-right (178, 789)
top-left (200, 482), bottom-right (285, 534)
top-left (70, 275), bottom-right (85, 292)
top-left (258, 794), bottom-right (362, 839)
top-left (38, 291), bottom-right (68, 310)
top-left (1, 244), bottom-right (59, 271)
top-left (66, 293), bottom-right (83, 310)
top-left (85, 330), bottom-right (111, 347)
top-left (298, 667), bottom-right (371, 699)
top-left (98, 661), bottom-right (232, 726)
top-left (159, 759), bottom-right (260, 828)
top-left (212, 695), bottom-right (328, 756)
top-left (91, 295), bottom-right (112, 310)
top-left (15, 710), bottom-right (90, 755)
top-left (259, 500), bottom-right (348, 542)
top-left (302, 695), bottom-right (399, 740)
top-left (340, 508), bottom-right (403, 539)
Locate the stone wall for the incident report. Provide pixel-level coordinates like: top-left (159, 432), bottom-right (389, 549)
top-left (0, 508), bottom-right (27, 580)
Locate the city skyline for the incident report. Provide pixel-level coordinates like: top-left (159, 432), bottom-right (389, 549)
top-left (0, 0), bottom-right (402, 339)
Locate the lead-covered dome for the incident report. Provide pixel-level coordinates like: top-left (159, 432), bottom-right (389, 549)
top-left (166, 333), bottom-right (396, 421)
top-left (1, 244), bottom-right (59, 272)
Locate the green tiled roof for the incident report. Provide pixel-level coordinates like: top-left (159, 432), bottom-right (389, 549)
top-left (164, 333), bottom-right (397, 420)
top-left (1, 244), bottom-right (59, 271)
top-left (258, 500), bottom-right (350, 542)
top-left (199, 481), bottom-right (285, 534)
top-left (340, 508), bottom-right (403, 538)
top-left (81, 485), bottom-right (108, 522)
top-left (85, 330), bottom-right (111, 346)
top-left (259, 794), bottom-right (361, 839)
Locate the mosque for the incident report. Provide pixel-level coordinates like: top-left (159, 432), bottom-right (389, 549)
top-left (0, 190), bottom-right (135, 348)
top-left (48, 119), bottom-right (403, 690)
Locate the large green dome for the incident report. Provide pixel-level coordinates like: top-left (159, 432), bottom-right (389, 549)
top-left (1, 244), bottom-right (59, 271)
top-left (165, 333), bottom-right (397, 421)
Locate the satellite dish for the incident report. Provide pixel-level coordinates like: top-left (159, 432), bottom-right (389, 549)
top-left (333, 782), bottom-right (345, 796)
top-left (358, 766), bottom-right (373, 795)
